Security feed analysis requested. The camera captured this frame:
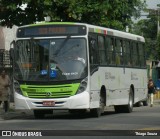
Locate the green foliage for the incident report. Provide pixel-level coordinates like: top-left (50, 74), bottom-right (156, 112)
top-left (0, 0), bottom-right (145, 30)
top-left (132, 8), bottom-right (160, 60)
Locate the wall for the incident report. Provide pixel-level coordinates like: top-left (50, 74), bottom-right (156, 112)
top-left (0, 26), bottom-right (17, 50)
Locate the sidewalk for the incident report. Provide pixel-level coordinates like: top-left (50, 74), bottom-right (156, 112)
top-left (153, 99), bottom-right (160, 105)
top-left (1, 99), bottom-right (160, 120)
top-left (0, 103), bottom-right (33, 120)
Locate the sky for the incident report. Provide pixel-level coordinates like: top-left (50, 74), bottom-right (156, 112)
top-left (134, 0), bottom-right (160, 22)
top-left (146, 0), bottom-right (160, 9)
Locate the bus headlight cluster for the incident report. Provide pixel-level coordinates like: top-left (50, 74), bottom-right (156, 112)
top-left (76, 78), bottom-right (88, 94)
top-left (14, 80), bottom-right (22, 95)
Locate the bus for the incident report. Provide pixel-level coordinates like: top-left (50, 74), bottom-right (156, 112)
top-left (11, 22), bottom-right (148, 118)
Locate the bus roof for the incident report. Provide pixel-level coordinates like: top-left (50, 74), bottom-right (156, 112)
top-left (19, 22), bottom-right (145, 42)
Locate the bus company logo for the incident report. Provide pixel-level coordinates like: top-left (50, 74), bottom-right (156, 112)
top-left (2, 131), bottom-right (11, 136)
top-left (46, 92), bottom-right (52, 97)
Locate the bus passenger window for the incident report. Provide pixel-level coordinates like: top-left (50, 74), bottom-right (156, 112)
top-left (125, 41), bottom-right (131, 66)
top-left (107, 38), bottom-right (115, 65)
top-left (98, 36), bottom-right (106, 64)
top-left (115, 39), bottom-right (123, 66)
top-left (132, 42), bottom-right (139, 67)
top-left (89, 39), bottom-right (98, 64)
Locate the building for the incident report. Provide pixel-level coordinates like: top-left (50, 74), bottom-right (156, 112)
top-left (0, 26), bottom-right (17, 68)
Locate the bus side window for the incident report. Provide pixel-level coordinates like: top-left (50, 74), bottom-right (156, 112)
top-left (107, 37), bottom-right (115, 65)
top-left (132, 42), bottom-right (139, 67)
top-left (115, 39), bottom-right (123, 66)
top-left (98, 35), bottom-right (106, 64)
top-left (125, 41), bottom-right (132, 66)
top-left (89, 38), bottom-right (98, 64)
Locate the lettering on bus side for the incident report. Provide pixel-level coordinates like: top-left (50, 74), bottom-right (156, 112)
top-left (131, 72), bottom-right (138, 80)
top-left (105, 72), bottom-right (115, 80)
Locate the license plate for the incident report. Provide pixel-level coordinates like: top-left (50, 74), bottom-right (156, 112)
top-left (43, 101), bottom-right (55, 106)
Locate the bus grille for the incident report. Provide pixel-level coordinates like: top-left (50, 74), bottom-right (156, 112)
top-left (21, 84), bottom-right (80, 99)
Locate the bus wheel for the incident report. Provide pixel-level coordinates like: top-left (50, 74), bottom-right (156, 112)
top-left (124, 89), bottom-right (134, 113)
top-left (90, 95), bottom-right (105, 117)
top-left (115, 89), bottom-right (133, 113)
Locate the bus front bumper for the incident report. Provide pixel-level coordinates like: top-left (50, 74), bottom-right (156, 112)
top-left (14, 91), bottom-right (90, 110)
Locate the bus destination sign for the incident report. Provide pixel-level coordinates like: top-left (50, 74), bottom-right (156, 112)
top-left (17, 25), bottom-right (87, 38)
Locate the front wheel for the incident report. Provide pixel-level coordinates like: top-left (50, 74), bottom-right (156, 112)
top-left (90, 94), bottom-right (105, 117)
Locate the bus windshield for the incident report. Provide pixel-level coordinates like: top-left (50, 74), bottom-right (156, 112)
top-left (14, 38), bottom-right (87, 81)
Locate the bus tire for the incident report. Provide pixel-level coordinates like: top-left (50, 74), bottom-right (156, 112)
top-left (114, 89), bottom-right (133, 113)
top-left (124, 89), bottom-right (134, 113)
top-left (90, 94), bottom-right (105, 117)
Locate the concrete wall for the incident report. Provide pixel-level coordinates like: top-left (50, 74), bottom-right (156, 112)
top-left (0, 26), bottom-right (17, 50)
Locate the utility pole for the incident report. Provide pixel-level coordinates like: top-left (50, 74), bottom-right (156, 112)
top-left (157, 4), bottom-right (160, 37)
top-left (157, 8), bottom-right (160, 37)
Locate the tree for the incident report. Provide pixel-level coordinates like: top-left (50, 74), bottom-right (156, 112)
top-left (0, 0), bottom-right (146, 30)
top-left (133, 17), bottom-right (158, 60)
top-left (132, 3), bottom-right (160, 60)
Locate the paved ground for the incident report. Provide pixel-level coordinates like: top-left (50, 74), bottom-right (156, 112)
top-left (0, 99), bottom-right (160, 120)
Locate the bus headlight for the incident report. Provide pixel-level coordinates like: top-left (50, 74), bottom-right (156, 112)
top-left (14, 80), bottom-right (22, 95)
top-left (76, 78), bottom-right (88, 94)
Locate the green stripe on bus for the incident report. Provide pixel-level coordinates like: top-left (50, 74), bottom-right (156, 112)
top-left (20, 83), bottom-right (80, 98)
top-left (30, 22), bottom-right (75, 26)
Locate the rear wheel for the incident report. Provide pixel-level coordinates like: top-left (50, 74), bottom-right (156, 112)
top-left (114, 88), bottom-right (133, 113)
top-left (124, 89), bottom-right (134, 113)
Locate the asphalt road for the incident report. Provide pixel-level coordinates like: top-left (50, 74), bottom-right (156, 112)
top-left (0, 101), bottom-right (160, 138)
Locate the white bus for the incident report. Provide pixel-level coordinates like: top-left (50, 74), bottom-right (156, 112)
top-left (11, 22), bottom-right (148, 118)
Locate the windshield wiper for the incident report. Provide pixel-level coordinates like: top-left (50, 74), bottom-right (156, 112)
top-left (54, 35), bottom-right (71, 57)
